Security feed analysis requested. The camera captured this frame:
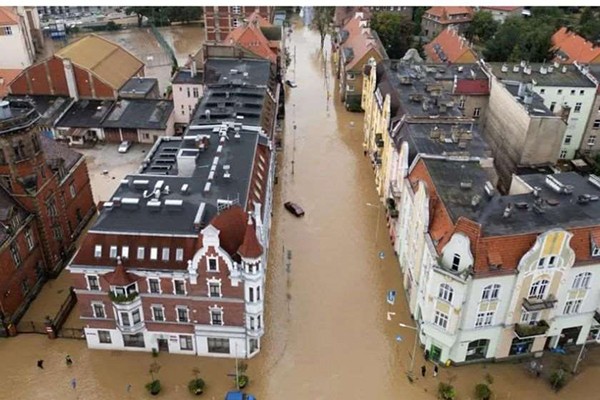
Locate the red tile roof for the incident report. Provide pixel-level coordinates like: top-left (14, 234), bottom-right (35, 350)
top-left (103, 258), bottom-right (140, 286)
top-left (0, 7), bottom-right (19, 26)
top-left (237, 217), bottom-right (263, 258)
top-left (481, 6), bottom-right (521, 12)
top-left (454, 79), bottom-right (489, 95)
top-left (210, 205), bottom-right (249, 257)
top-left (224, 23), bottom-right (277, 63)
top-left (551, 27), bottom-right (600, 64)
top-left (0, 68), bottom-right (21, 97)
top-left (425, 6), bottom-right (473, 24)
top-left (424, 28), bottom-right (477, 64)
top-left (341, 16), bottom-right (385, 71)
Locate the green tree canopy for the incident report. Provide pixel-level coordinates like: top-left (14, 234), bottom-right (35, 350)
top-left (370, 11), bottom-right (415, 59)
top-left (312, 7), bottom-right (335, 49)
top-left (483, 16), bottom-right (554, 62)
top-left (125, 7), bottom-right (202, 27)
top-left (465, 11), bottom-right (499, 42)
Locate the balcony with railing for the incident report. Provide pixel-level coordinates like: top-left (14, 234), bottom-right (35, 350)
top-left (514, 320), bottom-right (550, 338)
top-left (522, 295), bottom-right (558, 312)
top-left (0, 102), bottom-right (39, 135)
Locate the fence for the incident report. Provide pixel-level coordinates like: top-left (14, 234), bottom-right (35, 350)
top-left (57, 327), bottom-right (85, 340)
top-left (16, 320), bottom-right (48, 335)
top-left (149, 24), bottom-right (178, 68)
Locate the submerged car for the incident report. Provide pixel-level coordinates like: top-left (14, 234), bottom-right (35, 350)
top-left (225, 391), bottom-right (256, 400)
top-left (284, 201), bottom-right (305, 217)
top-left (118, 141), bottom-right (132, 153)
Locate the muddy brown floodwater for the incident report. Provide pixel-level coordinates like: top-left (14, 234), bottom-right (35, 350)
top-left (2, 22), bottom-right (600, 400)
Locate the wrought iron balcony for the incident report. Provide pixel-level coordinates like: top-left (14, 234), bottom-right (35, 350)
top-left (522, 295), bottom-right (558, 312)
top-left (514, 320), bottom-right (550, 338)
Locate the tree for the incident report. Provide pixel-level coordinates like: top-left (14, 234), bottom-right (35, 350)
top-left (412, 6), bottom-right (427, 36)
top-left (483, 16), bottom-right (553, 62)
top-left (125, 7), bottom-right (153, 28)
top-left (578, 8), bottom-right (600, 42)
top-left (165, 7), bottom-right (203, 24)
top-left (312, 7), bottom-right (335, 49)
top-left (370, 11), bottom-right (415, 59)
top-left (465, 11), bottom-right (499, 43)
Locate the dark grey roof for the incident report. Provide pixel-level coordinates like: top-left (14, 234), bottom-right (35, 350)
top-left (587, 65), bottom-right (600, 83)
top-left (40, 135), bottom-right (82, 172)
top-left (56, 99), bottom-right (114, 128)
top-left (488, 62), bottom-right (595, 87)
top-left (204, 58), bottom-right (271, 87)
top-left (503, 83), bottom-right (554, 117)
top-left (395, 121), bottom-right (491, 163)
top-left (7, 95), bottom-right (74, 127)
top-left (92, 123), bottom-right (262, 235)
top-left (423, 158), bottom-right (600, 236)
top-left (102, 99), bottom-right (173, 130)
top-left (118, 77), bottom-right (158, 96)
top-left (172, 69), bottom-right (204, 85)
top-left (0, 99), bottom-right (40, 135)
top-left (191, 86), bottom-right (265, 127)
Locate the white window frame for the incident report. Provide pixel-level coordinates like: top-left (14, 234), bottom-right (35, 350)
top-left (593, 120), bottom-right (600, 129)
top-left (86, 275), bottom-right (100, 291)
top-left (209, 307), bottom-right (224, 326)
top-left (147, 278), bottom-right (161, 294)
top-left (481, 284), bottom-right (500, 301)
top-left (98, 330), bottom-right (112, 344)
top-left (521, 310), bottom-right (539, 325)
top-left (560, 149), bottom-right (568, 159)
top-left (346, 84), bottom-right (355, 92)
top-left (588, 135), bottom-right (597, 146)
top-left (25, 228), bottom-right (34, 250)
top-left (92, 302), bottom-right (106, 318)
top-left (109, 245), bottom-right (118, 259)
top-left (346, 72), bottom-right (356, 81)
top-left (121, 246), bottom-right (129, 259)
top-left (458, 97), bottom-right (466, 109)
top-left (151, 305), bottom-right (165, 322)
top-left (176, 248), bottom-right (184, 261)
top-left (573, 272), bottom-right (592, 289)
top-left (208, 280), bottom-right (222, 298)
top-left (173, 279), bottom-right (186, 295)
top-left (179, 335), bottom-right (193, 350)
top-left (451, 253), bottom-right (460, 270)
top-left (207, 257), bottom-right (219, 272)
top-left (176, 306), bottom-right (189, 323)
top-left (564, 299), bottom-right (582, 315)
top-left (529, 279), bottom-right (549, 299)
top-left (162, 248), bottom-right (170, 261)
top-left (438, 283), bottom-right (454, 304)
top-left (564, 135), bottom-right (572, 145)
top-left (475, 311), bottom-right (494, 328)
top-left (150, 247), bottom-right (158, 260)
top-left (94, 245), bottom-right (102, 258)
top-left (433, 310), bottom-right (449, 330)
top-left (473, 107), bottom-right (481, 117)
top-left (574, 102), bottom-right (582, 113)
top-left (137, 246), bottom-right (145, 260)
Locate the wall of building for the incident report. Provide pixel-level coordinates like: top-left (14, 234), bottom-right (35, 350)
top-left (0, 22), bottom-right (32, 69)
top-left (580, 93), bottom-right (600, 156)
top-left (173, 82), bottom-right (203, 125)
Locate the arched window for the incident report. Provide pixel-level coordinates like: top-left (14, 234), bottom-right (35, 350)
top-left (481, 284), bottom-right (500, 301)
top-left (529, 279), bottom-right (549, 299)
top-left (438, 283), bottom-right (454, 303)
top-left (573, 272), bottom-right (592, 289)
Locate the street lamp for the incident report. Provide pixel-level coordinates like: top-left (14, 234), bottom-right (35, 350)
top-left (399, 322), bottom-right (420, 380)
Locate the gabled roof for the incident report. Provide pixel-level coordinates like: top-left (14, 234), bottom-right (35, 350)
top-left (551, 27), bottom-right (600, 64)
top-left (424, 28), bottom-right (477, 64)
top-left (224, 24), bottom-right (277, 63)
top-left (237, 217), bottom-right (263, 258)
top-left (0, 7), bottom-right (19, 26)
top-left (0, 68), bottom-right (21, 98)
top-left (425, 6), bottom-right (473, 23)
top-left (246, 10), bottom-right (271, 28)
top-left (210, 205), bottom-right (249, 258)
top-left (55, 34), bottom-right (144, 90)
top-left (340, 16), bottom-right (386, 71)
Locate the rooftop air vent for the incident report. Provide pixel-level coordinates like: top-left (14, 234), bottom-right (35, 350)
top-left (181, 184), bottom-right (189, 194)
top-left (165, 199), bottom-right (183, 209)
top-left (133, 179), bottom-right (149, 189)
top-left (120, 179), bottom-right (129, 186)
top-left (103, 201), bottom-right (114, 209)
top-left (484, 181), bottom-right (495, 197)
top-left (546, 199), bottom-right (560, 206)
top-left (503, 203), bottom-right (513, 218)
top-left (121, 198), bottom-right (140, 206)
top-left (460, 181), bottom-right (472, 190)
top-left (112, 197), bottom-right (122, 207)
top-left (204, 182), bottom-right (211, 192)
top-left (147, 198), bottom-right (161, 209)
top-left (588, 174), bottom-right (600, 189)
top-left (193, 202), bottom-right (206, 231)
top-left (513, 65), bottom-right (519, 73)
top-left (501, 64), bottom-right (508, 73)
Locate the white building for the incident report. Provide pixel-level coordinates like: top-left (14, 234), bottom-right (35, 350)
top-left (0, 6), bottom-right (41, 69)
top-left (395, 152), bottom-right (600, 364)
top-left (171, 60), bottom-right (204, 132)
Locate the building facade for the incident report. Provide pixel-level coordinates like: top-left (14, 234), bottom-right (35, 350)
top-left (171, 58), bottom-right (204, 130)
top-left (203, 6), bottom-right (273, 42)
top-left (579, 65), bottom-right (600, 157)
top-left (0, 7), bottom-right (39, 69)
top-left (421, 6), bottom-right (473, 41)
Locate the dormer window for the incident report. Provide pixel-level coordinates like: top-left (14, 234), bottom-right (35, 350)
top-left (109, 246), bottom-right (118, 259)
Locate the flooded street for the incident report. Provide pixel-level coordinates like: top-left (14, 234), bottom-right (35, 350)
top-left (2, 21), bottom-right (600, 400)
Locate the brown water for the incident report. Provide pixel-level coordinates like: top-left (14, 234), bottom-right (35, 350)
top-left (3, 22), bottom-right (599, 400)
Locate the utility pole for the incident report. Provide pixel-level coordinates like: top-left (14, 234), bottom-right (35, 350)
top-left (573, 340), bottom-right (587, 374)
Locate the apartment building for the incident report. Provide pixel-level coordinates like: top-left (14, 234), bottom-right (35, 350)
top-left (395, 154), bottom-right (600, 363)
top-left (552, 27), bottom-right (600, 65)
top-left (0, 98), bottom-right (96, 334)
top-left (68, 57), bottom-right (280, 358)
top-left (485, 62), bottom-right (596, 161)
top-left (203, 6), bottom-right (272, 42)
top-left (421, 6), bottom-right (473, 40)
top-left (579, 65), bottom-right (600, 157)
top-left (424, 27), bottom-right (477, 64)
top-left (0, 6), bottom-right (41, 69)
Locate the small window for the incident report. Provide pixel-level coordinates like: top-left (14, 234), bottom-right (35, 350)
top-left (92, 302), bottom-right (106, 318)
top-left (209, 282), bottom-right (221, 297)
top-left (560, 149), bottom-right (568, 159)
top-left (179, 335), bottom-right (193, 350)
top-left (152, 306), bottom-right (165, 321)
top-left (573, 272), bottom-right (592, 289)
top-left (177, 306), bottom-right (189, 322)
top-left (98, 330), bottom-right (112, 344)
top-left (109, 246), bottom-right (118, 259)
top-left (346, 72), bottom-right (356, 81)
top-left (438, 283), bottom-right (454, 303)
top-left (208, 258), bottom-right (218, 271)
top-left (173, 279), bottom-right (186, 295)
top-left (593, 120), bottom-right (600, 129)
top-left (137, 246), bottom-right (145, 260)
top-left (473, 108), bottom-right (481, 118)
top-left (575, 102), bottom-right (582, 113)
top-left (150, 247), bottom-right (158, 260)
top-left (193, 87), bottom-right (199, 98)
top-left (87, 275), bottom-right (100, 291)
top-left (148, 278), bottom-right (161, 294)
top-left (25, 229), bottom-right (34, 250)
top-left (458, 98), bottom-right (465, 109)
top-left (94, 245), bottom-right (102, 258)
top-left (570, 89), bottom-right (576, 95)
top-left (558, 89), bottom-right (563, 95)
top-left (451, 254), bottom-right (460, 271)
top-left (588, 135), bottom-right (597, 146)
top-left (548, 255), bottom-right (557, 268)
top-left (564, 135), bottom-right (572, 145)
top-left (540, 89), bottom-right (545, 94)
top-left (69, 183), bottom-right (76, 198)
top-left (162, 248), bottom-right (170, 261)
top-left (537, 257), bottom-right (545, 269)
top-left (346, 84), bottom-right (355, 92)
top-left (210, 309), bottom-right (223, 325)
top-left (121, 246), bottom-right (129, 259)
top-left (580, 89), bottom-right (585, 95)
top-left (434, 310), bottom-right (449, 330)
top-left (550, 102), bottom-right (556, 112)
top-left (10, 243), bottom-right (21, 266)
top-left (176, 248), bottom-right (184, 261)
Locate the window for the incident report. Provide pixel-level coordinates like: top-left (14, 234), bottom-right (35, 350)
top-left (46, 198), bottom-right (57, 217)
top-left (550, 102), bottom-right (556, 112)
top-left (177, 306), bottom-right (189, 322)
top-left (593, 120), bottom-right (600, 129)
top-left (473, 107), bottom-right (481, 118)
top-left (109, 246), bottom-right (117, 259)
top-left (475, 311), bottom-right (494, 328)
top-left (52, 226), bottom-right (62, 241)
top-left (186, 87), bottom-right (190, 98)
top-left (458, 98), bottom-right (465, 109)
top-left (451, 254), bottom-right (460, 271)
top-left (69, 183), bottom-right (76, 198)
top-left (257, 286), bottom-right (261, 301)
top-left (346, 84), bottom-right (355, 92)
top-left (481, 284), bottom-right (500, 301)
top-left (248, 287), bottom-right (254, 302)
top-left (521, 310), bottom-right (539, 325)
top-left (573, 272), bottom-right (592, 289)
top-left (148, 278), bottom-right (161, 294)
top-left (575, 102), bottom-right (582, 113)
top-left (564, 299), bottom-right (582, 314)
top-left (87, 275), bottom-right (100, 291)
top-left (232, 17), bottom-right (240, 27)
top-left (257, 315), bottom-right (262, 329)
top-left (231, 6), bottom-right (241, 14)
top-left (529, 279), bottom-right (549, 299)
top-left (176, 248), bottom-right (184, 261)
top-left (180, 335), bottom-right (193, 350)
top-left (121, 246), bottom-right (129, 259)
top-left (434, 310), bottom-right (449, 330)
top-left (94, 245), bottom-right (102, 258)
top-left (210, 309), bottom-right (223, 325)
top-left (438, 283), bottom-right (454, 303)
top-left (132, 309), bottom-right (141, 324)
top-left (193, 87), bottom-right (199, 98)
top-left (249, 316), bottom-right (255, 330)
top-left (207, 337), bottom-right (230, 354)
top-left (162, 248), bottom-right (170, 261)
top-left (152, 305), bottom-right (165, 321)
top-left (588, 135), bottom-right (597, 146)
top-left (173, 279), bottom-right (186, 295)
top-left (540, 89), bottom-right (545, 94)
top-left (10, 243), bottom-right (21, 266)
top-left (123, 333), bottom-right (145, 348)
top-left (580, 89), bottom-right (585, 95)
top-left (208, 258), bottom-right (218, 272)
top-left (564, 135), bottom-right (572, 145)
top-left (209, 282), bottom-right (221, 297)
top-left (558, 89), bottom-right (563, 95)
top-left (1, 26), bottom-right (12, 35)
top-left (25, 229), bottom-right (34, 250)
top-left (594, 245), bottom-right (600, 257)
top-left (120, 312), bottom-right (131, 327)
top-left (346, 72), bottom-right (356, 80)
top-left (98, 330), bottom-right (112, 344)
top-left (150, 247), bottom-right (158, 260)
top-left (548, 256), bottom-right (557, 268)
top-left (92, 302), bottom-right (106, 318)
top-left (560, 149), bottom-right (568, 159)
top-left (137, 246), bottom-right (145, 260)
top-left (570, 89), bottom-right (576, 95)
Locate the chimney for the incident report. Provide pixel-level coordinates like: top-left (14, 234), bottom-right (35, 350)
top-left (62, 58), bottom-right (79, 100)
top-left (191, 58), bottom-right (197, 78)
top-left (503, 203), bottom-right (512, 218)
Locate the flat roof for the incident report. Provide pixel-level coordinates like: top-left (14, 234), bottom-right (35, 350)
top-left (7, 95), bottom-right (74, 127)
top-left (204, 58), bottom-right (271, 87)
top-left (0, 99), bottom-right (40, 135)
top-left (503, 83), bottom-right (554, 117)
top-left (172, 69), bottom-right (203, 85)
top-left (191, 86), bottom-right (265, 127)
top-left (118, 77), bottom-right (158, 95)
top-left (488, 62), bottom-right (595, 87)
top-left (102, 99), bottom-right (173, 130)
top-left (56, 99), bottom-right (114, 128)
top-left (92, 122), bottom-right (262, 235)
